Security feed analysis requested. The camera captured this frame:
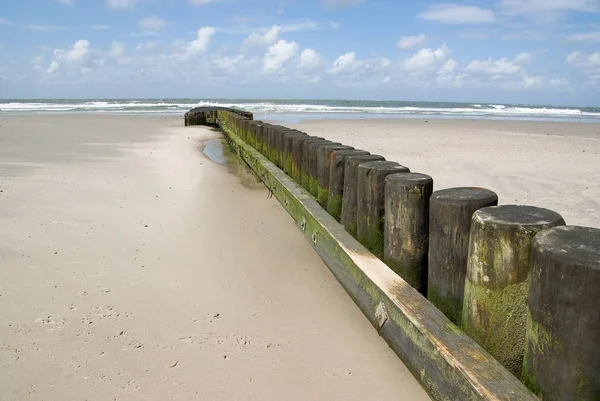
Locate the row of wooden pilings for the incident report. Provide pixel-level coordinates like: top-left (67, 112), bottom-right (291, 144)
top-left (186, 107), bottom-right (600, 401)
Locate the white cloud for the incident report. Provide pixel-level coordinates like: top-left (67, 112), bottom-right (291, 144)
top-left (48, 39), bottom-right (92, 73)
top-left (136, 41), bottom-right (161, 52)
top-left (176, 27), bottom-right (215, 60)
top-left (465, 58), bottom-right (521, 75)
top-left (263, 39), bottom-right (299, 73)
top-left (26, 25), bottom-right (67, 31)
top-left (138, 16), bottom-right (167, 33)
top-left (189, 0), bottom-right (223, 4)
top-left (299, 48), bottom-right (321, 69)
top-left (242, 25), bottom-right (281, 49)
top-left (500, 0), bottom-right (600, 14)
top-left (281, 20), bottom-right (320, 32)
top-left (417, 4), bottom-right (495, 24)
top-left (551, 78), bottom-right (568, 86)
top-left (322, 0), bottom-right (365, 8)
top-left (106, 0), bottom-right (137, 10)
top-left (109, 41), bottom-right (126, 58)
top-left (91, 24), bottom-right (111, 30)
top-left (514, 52), bottom-right (533, 64)
top-left (397, 34), bottom-right (426, 50)
top-left (567, 31), bottom-right (600, 41)
top-left (567, 51), bottom-right (600, 69)
top-left (404, 44), bottom-right (450, 71)
top-left (329, 52), bottom-right (360, 74)
top-left (438, 58), bottom-right (458, 74)
top-left (215, 55), bottom-right (245, 70)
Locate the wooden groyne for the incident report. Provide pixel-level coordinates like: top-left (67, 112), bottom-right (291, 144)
top-left (186, 107), bottom-right (600, 401)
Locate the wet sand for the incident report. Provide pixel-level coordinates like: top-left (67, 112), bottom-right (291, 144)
top-left (291, 118), bottom-right (600, 228)
top-left (0, 115), bottom-right (429, 400)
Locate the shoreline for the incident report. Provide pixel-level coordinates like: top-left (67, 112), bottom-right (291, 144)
top-left (3, 111), bottom-right (600, 126)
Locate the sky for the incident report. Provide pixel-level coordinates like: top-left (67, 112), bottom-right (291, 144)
top-left (0, 0), bottom-right (599, 105)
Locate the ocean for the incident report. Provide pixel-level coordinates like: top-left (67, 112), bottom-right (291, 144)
top-left (1, 99), bottom-right (599, 123)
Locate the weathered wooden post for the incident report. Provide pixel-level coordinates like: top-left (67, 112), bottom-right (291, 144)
top-left (301, 139), bottom-right (330, 190)
top-left (262, 124), bottom-right (274, 161)
top-left (239, 119), bottom-right (249, 144)
top-left (340, 155), bottom-right (385, 237)
top-left (309, 141), bottom-right (344, 198)
top-left (384, 173), bottom-right (433, 295)
top-left (461, 205), bottom-right (565, 376)
top-left (273, 126), bottom-right (287, 168)
top-left (277, 129), bottom-right (300, 170)
top-left (522, 226), bottom-right (600, 400)
top-left (356, 161), bottom-right (410, 258)
top-left (253, 122), bottom-right (264, 152)
top-left (307, 141), bottom-right (338, 195)
top-left (316, 144), bottom-right (354, 207)
top-left (292, 136), bottom-right (324, 184)
top-left (326, 149), bottom-right (370, 221)
top-left (283, 131), bottom-right (307, 175)
top-left (246, 120), bottom-right (261, 149)
top-left (268, 125), bottom-right (278, 165)
top-left (427, 187), bottom-right (498, 325)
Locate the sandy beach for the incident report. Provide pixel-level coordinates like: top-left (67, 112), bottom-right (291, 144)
top-left (0, 115), bottom-right (429, 400)
top-left (290, 118), bottom-right (600, 228)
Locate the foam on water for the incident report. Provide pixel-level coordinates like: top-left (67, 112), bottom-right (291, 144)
top-left (1, 99), bottom-right (599, 121)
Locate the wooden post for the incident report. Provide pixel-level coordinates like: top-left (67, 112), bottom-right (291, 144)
top-left (254, 122), bottom-right (264, 152)
top-left (461, 205), bottom-right (565, 377)
top-left (240, 119), bottom-right (250, 145)
top-left (274, 126), bottom-right (289, 168)
top-left (283, 132), bottom-right (307, 175)
top-left (292, 136), bottom-right (323, 184)
top-left (356, 161), bottom-right (410, 258)
top-left (384, 173), bottom-right (433, 295)
top-left (340, 155), bottom-right (385, 237)
top-left (262, 124), bottom-right (274, 161)
top-left (309, 141), bottom-right (343, 198)
top-left (326, 149), bottom-right (370, 221)
top-left (271, 126), bottom-right (283, 167)
top-left (277, 129), bottom-right (300, 171)
top-left (316, 144), bottom-right (354, 207)
top-left (522, 226), bottom-right (600, 400)
top-left (246, 120), bottom-right (262, 149)
top-left (427, 187), bottom-right (498, 325)
top-left (301, 139), bottom-right (330, 190)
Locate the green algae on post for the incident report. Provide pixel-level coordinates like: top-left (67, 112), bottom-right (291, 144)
top-left (461, 205), bottom-right (565, 377)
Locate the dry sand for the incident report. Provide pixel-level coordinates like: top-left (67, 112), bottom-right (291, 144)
top-left (0, 115), bottom-right (429, 400)
top-left (291, 118), bottom-right (600, 228)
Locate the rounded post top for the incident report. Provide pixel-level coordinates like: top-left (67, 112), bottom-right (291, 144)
top-left (431, 187), bottom-right (498, 204)
top-left (386, 172), bottom-right (432, 185)
top-left (332, 149), bottom-right (370, 157)
top-left (474, 205), bottom-right (565, 227)
top-left (358, 160), bottom-right (410, 172)
top-left (318, 144), bottom-right (352, 151)
top-left (533, 226), bottom-right (600, 269)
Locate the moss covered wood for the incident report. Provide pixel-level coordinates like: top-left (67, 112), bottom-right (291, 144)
top-left (356, 161), bottom-right (410, 258)
top-left (461, 205), bottom-right (565, 377)
top-left (340, 155), bottom-right (385, 238)
top-left (326, 149), bottom-right (371, 222)
top-left (522, 226), bottom-right (600, 400)
top-left (384, 173), bottom-right (433, 296)
top-left (316, 144), bottom-right (354, 207)
top-left (427, 187), bottom-right (498, 325)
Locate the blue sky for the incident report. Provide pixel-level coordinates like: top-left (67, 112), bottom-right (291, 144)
top-left (0, 0), bottom-right (599, 105)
